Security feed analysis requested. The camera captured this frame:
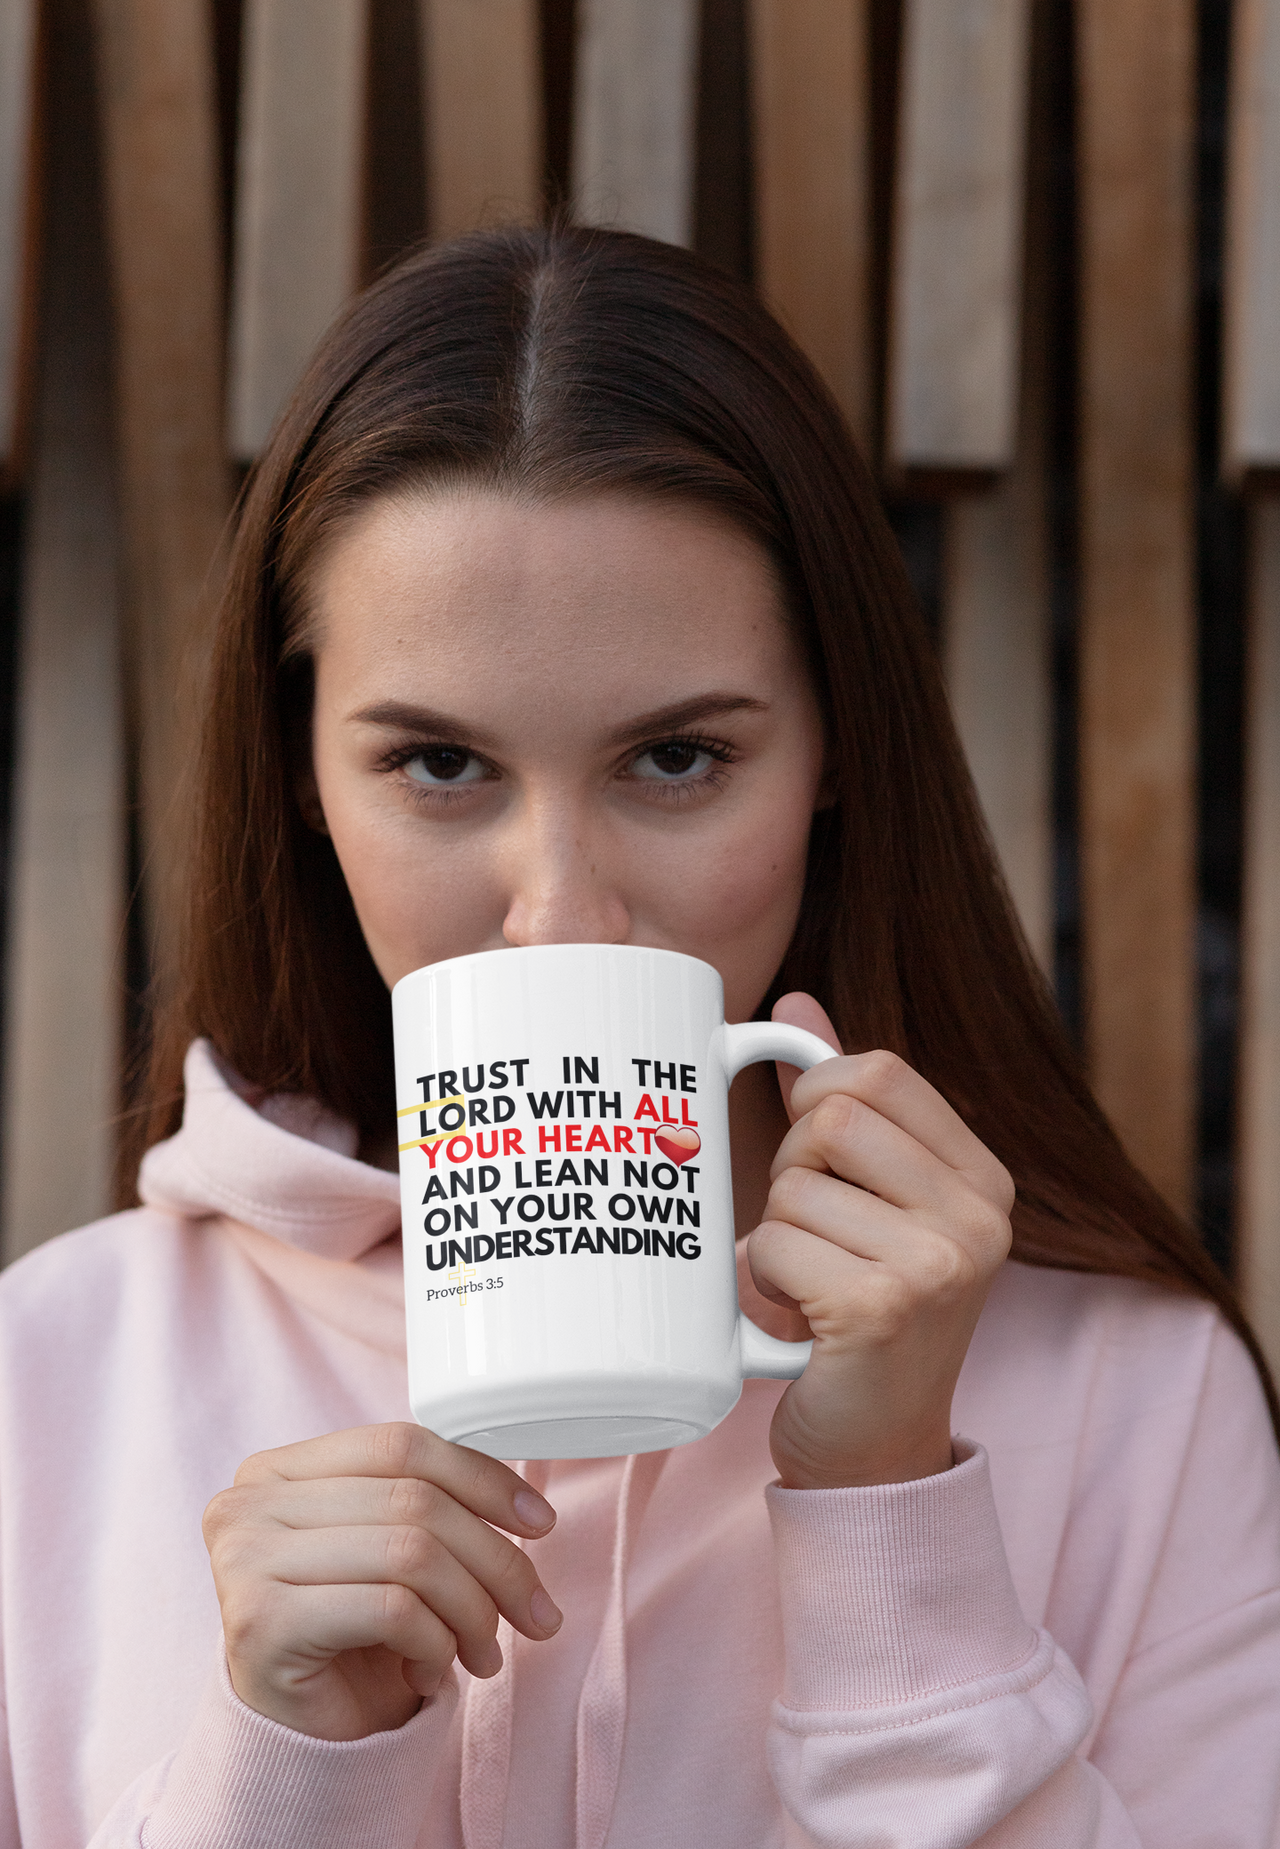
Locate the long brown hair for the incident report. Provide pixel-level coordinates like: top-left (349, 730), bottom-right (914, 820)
top-left (127, 223), bottom-right (1277, 1429)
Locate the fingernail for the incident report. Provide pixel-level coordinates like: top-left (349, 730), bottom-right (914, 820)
top-left (530, 1586), bottom-right (563, 1633)
top-left (513, 1487), bottom-right (555, 1530)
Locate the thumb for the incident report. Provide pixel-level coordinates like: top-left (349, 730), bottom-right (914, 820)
top-left (771, 991), bottom-right (842, 1120)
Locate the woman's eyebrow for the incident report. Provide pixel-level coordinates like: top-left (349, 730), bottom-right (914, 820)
top-left (603, 694), bottom-right (769, 745)
top-left (347, 701), bottom-right (501, 748)
top-left (346, 694), bottom-right (769, 748)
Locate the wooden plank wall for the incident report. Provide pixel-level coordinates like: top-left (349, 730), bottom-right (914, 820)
top-left (2, 0), bottom-right (123, 1265)
top-left (574, 0), bottom-right (699, 244)
top-left (1225, 0), bottom-right (1280, 1369)
top-left (1223, 0), bottom-right (1280, 485)
top-left (749, 0), bottom-right (872, 448)
top-left (0, 0), bottom-right (38, 477)
top-left (1075, 0), bottom-right (1198, 1217)
top-left (228, 0), bottom-right (366, 462)
top-left (423, 0), bottom-right (542, 239)
top-left (888, 0), bottom-right (1033, 477)
top-left (1240, 506), bottom-right (1280, 1374)
top-left (7, 1), bottom-right (1280, 1310)
top-left (941, 338), bottom-right (1054, 968)
top-left (887, 0), bottom-right (1052, 969)
top-left (92, 0), bottom-right (230, 977)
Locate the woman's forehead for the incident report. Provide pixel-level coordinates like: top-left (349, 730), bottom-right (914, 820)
top-left (307, 488), bottom-right (798, 688)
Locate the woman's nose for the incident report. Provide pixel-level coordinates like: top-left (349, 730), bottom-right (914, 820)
top-left (500, 810), bottom-right (631, 948)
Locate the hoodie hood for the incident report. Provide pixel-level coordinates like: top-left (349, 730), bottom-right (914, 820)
top-left (135, 1038), bottom-right (662, 1849)
top-left (138, 1039), bottom-right (401, 1262)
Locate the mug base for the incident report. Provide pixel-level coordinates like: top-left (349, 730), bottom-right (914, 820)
top-left (456, 1413), bottom-right (704, 1460)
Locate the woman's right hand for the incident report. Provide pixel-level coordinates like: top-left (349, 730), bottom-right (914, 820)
top-left (202, 1422), bottom-right (562, 1742)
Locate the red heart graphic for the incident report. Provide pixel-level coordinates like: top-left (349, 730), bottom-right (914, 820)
top-left (653, 1126), bottom-right (701, 1165)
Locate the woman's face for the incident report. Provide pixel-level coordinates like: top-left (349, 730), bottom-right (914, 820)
top-left (303, 490), bottom-right (828, 1024)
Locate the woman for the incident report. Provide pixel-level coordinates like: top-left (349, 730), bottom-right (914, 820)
top-left (0, 225), bottom-right (1276, 1848)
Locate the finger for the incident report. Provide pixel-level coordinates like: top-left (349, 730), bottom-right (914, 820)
top-left (750, 1209), bottom-right (999, 1334)
top-left (226, 1578), bottom-right (462, 1690)
top-left (233, 1424), bottom-right (556, 1536)
top-left (208, 1475), bottom-right (439, 1534)
top-left (772, 1091), bottom-right (979, 1218)
top-left (212, 1472), bottom-right (543, 1540)
top-left (206, 1479), bottom-right (562, 1645)
top-left (755, 1157), bottom-right (1009, 1304)
top-left (771, 992), bottom-right (842, 1117)
top-left (766, 1161), bottom-right (933, 1262)
top-left (243, 1525), bottom-right (555, 1675)
top-left (391, 1492), bottom-right (562, 1645)
top-left (749, 1216), bottom-right (972, 1334)
top-left (786, 1049), bottom-right (1014, 1210)
top-left (747, 1217), bottom-right (882, 1327)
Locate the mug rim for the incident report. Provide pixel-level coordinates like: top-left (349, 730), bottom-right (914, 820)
top-left (391, 941), bottom-right (723, 998)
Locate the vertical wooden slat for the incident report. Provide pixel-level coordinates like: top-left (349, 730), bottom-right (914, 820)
top-left (573, 0), bottom-right (699, 246)
top-left (0, 0), bottom-right (38, 472)
top-left (888, 0), bottom-right (1033, 475)
top-left (4, 0), bottom-right (123, 1264)
top-left (91, 0), bottom-right (231, 967)
top-left (228, 0), bottom-right (366, 461)
top-left (1228, 0), bottom-right (1280, 1363)
top-left (1222, 0), bottom-right (1280, 482)
top-left (749, 0), bottom-right (871, 447)
top-left (941, 0), bottom-right (1051, 970)
top-left (1240, 500), bottom-right (1280, 1372)
top-left (422, 0), bottom-right (542, 239)
top-left (1076, 0), bottom-right (1197, 1214)
top-left (943, 464), bottom-right (1052, 971)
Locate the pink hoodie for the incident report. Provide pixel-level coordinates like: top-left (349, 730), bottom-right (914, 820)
top-left (0, 1039), bottom-right (1277, 1848)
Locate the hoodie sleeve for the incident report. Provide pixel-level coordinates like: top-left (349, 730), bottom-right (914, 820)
top-left (84, 1653), bottom-right (459, 1849)
top-left (765, 1361), bottom-right (1280, 1849)
top-left (766, 1443), bottom-right (1124, 1849)
top-left (0, 1709), bottom-right (17, 1849)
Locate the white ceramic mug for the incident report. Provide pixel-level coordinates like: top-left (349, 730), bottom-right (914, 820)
top-left (393, 943), bottom-right (838, 1458)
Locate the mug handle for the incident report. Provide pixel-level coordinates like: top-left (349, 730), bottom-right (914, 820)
top-left (720, 1020), bottom-right (842, 1381)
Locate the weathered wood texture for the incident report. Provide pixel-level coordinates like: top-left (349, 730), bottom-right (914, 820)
top-left (943, 453), bottom-right (1052, 970)
top-left (749, 0), bottom-right (871, 447)
top-left (91, 0), bottom-right (231, 971)
top-left (941, 0), bottom-right (1051, 970)
top-left (228, 0), bottom-right (366, 460)
top-left (3, 0), bottom-right (124, 1265)
top-left (573, 0), bottom-right (698, 246)
top-left (889, 0), bottom-right (1032, 474)
top-left (1223, 0), bottom-right (1280, 480)
top-left (423, 0), bottom-right (542, 238)
top-left (0, 0), bottom-right (38, 474)
top-left (1240, 500), bottom-right (1280, 1374)
top-left (1075, 0), bottom-right (1197, 1215)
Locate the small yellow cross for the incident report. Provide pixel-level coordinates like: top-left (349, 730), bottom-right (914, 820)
top-left (447, 1262), bottom-right (477, 1293)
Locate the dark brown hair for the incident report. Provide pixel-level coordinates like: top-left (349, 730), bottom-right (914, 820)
top-left (128, 223), bottom-right (1277, 1430)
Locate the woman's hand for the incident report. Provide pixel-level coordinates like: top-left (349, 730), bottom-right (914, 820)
top-left (202, 1422), bottom-right (562, 1741)
top-left (753, 996), bottom-right (1014, 1492)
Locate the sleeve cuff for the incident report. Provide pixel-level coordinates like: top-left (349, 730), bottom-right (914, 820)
top-left (145, 1647), bottom-right (457, 1849)
top-left (766, 1437), bottom-right (1037, 1712)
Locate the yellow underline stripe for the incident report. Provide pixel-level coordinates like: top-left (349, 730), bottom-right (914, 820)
top-left (396, 1095), bottom-right (463, 1118)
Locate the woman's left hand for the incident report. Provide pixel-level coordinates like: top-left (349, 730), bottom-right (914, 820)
top-left (751, 994), bottom-right (1014, 1491)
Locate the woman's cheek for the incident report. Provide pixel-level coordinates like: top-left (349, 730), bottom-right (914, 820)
top-left (639, 793), bottom-right (815, 1017)
top-left (325, 808), bottom-right (502, 987)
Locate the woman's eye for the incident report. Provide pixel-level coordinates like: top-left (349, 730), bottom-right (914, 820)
top-left (631, 741), bottom-right (715, 781)
top-left (404, 747), bottom-right (488, 787)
